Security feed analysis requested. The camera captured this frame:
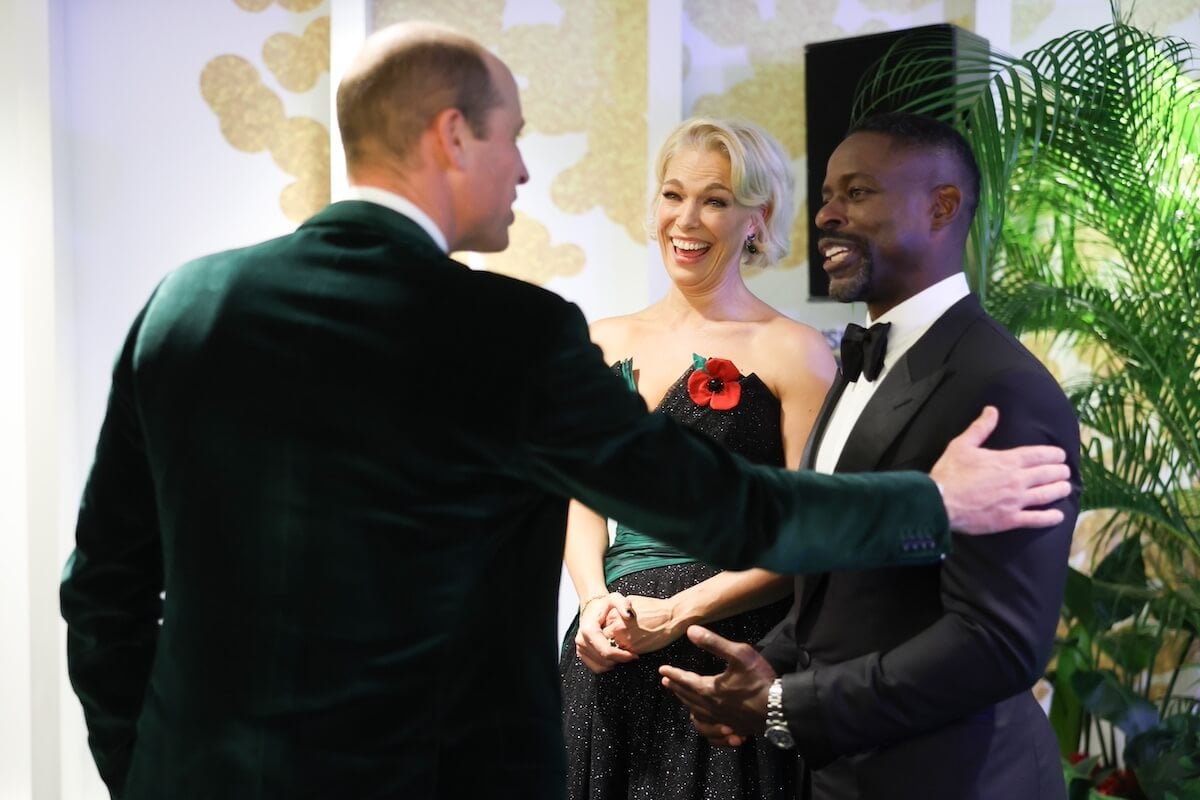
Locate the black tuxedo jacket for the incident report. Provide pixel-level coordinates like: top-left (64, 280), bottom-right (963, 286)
top-left (61, 202), bottom-right (954, 800)
top-left (759, 295), bottom-right (1080, 800)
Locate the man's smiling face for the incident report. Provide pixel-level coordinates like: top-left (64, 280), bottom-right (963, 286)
top-left (815, 131), bottom-right (942, 310)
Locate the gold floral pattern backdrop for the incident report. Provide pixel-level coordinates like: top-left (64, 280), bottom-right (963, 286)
top-left (200, 0), bottom-right (1199, 314)
top-left (202, 1), bottom-right (332, 223)
top-left (364, 0), bottom-right (1113, 326)
top-left (369, 0), bottom-right (652, 306)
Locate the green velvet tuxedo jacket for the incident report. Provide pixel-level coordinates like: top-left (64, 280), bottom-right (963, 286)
top-left (62, 201), bottom-right (950, 800)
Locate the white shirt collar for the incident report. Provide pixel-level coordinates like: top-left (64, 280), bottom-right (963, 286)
top-left (868, 272), bottom-right (970, 343)
top-left (344, 186), bottom-right (449, 253)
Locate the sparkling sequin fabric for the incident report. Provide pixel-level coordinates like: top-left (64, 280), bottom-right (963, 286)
top-left (560, 360), bottom-right (796, 800)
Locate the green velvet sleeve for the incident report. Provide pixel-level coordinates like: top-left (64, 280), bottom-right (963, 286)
top-left (521, 302), bottom-right (950, 574)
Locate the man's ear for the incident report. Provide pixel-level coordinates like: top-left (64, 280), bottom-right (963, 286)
top-left (930, 184), bottom-right (963, 231)
top-left (429, 106), bottom-right (469, 170)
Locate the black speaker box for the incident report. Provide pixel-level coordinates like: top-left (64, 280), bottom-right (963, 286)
top-left (804, 24), bottom-right (987, 297)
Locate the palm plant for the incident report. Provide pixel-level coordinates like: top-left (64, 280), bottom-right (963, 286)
top-left (850, 6), bottom-right (1200, 798)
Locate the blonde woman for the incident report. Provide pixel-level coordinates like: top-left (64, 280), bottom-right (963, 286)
top-left (560, 118), bottom-right (836, 799)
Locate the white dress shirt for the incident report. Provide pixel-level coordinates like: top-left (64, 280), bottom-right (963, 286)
top-left (814, 273), bottom-right (971, 474)
top-left (344, 185), bottom-right (449, 254)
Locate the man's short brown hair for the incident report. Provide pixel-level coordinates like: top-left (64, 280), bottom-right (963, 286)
top-left (337, 26), bottom-right (500, 168)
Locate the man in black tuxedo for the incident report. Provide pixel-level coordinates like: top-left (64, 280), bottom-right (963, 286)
top-left (662, 113), bottom-right (1079, 799)
top-left (60, 24), bottom-right (1074, 800)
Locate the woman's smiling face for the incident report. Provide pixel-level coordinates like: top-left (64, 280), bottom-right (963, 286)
top-left (655, 146), bottom-right (758, 289)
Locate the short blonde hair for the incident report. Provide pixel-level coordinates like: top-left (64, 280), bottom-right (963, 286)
top-left (650, 118), bottom-right (795, 268)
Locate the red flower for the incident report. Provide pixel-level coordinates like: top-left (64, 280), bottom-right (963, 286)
top-left (1095, 769), bottom-right (1141, 797)
top-left (687, 358), bottom-right (742, 411)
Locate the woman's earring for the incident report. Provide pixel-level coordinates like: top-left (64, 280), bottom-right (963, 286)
top-left (745, 232), bottom-right (759, 255)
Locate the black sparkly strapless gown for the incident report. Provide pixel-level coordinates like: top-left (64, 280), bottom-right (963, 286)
top-left (560, 358), bottom-right (796, 800)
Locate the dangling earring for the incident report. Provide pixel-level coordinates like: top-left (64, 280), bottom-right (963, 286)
top-left (745, 232), bottom-right (759, 255)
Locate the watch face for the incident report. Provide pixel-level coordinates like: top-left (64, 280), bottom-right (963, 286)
top-left (764, 725), bottom-right (795, 750)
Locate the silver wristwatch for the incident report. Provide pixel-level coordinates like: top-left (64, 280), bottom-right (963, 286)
top-left (763, 678), bottom-right (795, 749)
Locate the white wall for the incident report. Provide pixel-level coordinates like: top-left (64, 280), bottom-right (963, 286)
top-left (62, 1), bottom-right (331, 485)
top-left (2, 0), bottom-right (66, 796)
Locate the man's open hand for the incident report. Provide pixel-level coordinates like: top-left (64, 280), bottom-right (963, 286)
top-left (931, 406), bottom-right (1072, 534)
top-left (659, 626), bottom-right (775, 748)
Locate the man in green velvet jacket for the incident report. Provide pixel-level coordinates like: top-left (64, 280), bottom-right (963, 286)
top-left (60, 22), bottom-right (1072, 800)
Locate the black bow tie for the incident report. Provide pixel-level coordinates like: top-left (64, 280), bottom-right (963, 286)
top-left (840, 322), bottom-right (891, 383)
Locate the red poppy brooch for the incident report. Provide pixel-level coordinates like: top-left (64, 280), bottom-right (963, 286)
top-left (686, 355), bottom-right (742, 411)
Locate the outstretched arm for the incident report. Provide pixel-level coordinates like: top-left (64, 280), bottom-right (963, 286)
top-left (525, 301), bottom-right (1070, 576)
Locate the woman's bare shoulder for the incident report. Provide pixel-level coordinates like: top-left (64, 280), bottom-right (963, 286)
top-left (756, 314), bottom-right (838, 377)
top-left (588, 312), bottom-right (659, 364)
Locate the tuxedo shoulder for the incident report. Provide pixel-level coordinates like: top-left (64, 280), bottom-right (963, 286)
top-left (958, 314), bottom-right (1058, 379)
top-left (950, 315), bottom-right (1078, 436)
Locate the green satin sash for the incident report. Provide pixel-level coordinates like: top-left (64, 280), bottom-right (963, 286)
top-left (604, 524), bottom-right (698, 584)
top-left (602, 357), bottom-right (699, 584)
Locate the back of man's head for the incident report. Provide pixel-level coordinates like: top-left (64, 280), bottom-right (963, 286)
top-left (336, 22), bottom-right (500, 173)
top-left (849, 112), bottom-right (981, 222)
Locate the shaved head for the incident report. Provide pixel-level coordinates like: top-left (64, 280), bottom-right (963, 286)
top-left (336, 21), bottom-right (501, 171)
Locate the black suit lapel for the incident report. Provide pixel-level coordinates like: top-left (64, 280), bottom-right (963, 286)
top-left (791, 370), bottom-right (851, 626)
top-left (833, 364), bottom-right (949, 472)
top-left (836, 294), bottom-right (985, 473)
top-left (800, 371), bottom-right (849, 470)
